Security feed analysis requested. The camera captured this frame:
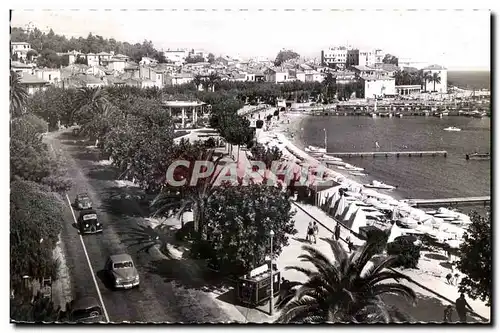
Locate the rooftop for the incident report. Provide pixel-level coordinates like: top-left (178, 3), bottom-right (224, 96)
top-left (11, 61), bottom-right (33, 69)
top-left (19, 72), bottom-right (49, 85)
top-left (163, 100), bottom-right (205, 107)
top-left (110, 254), bottom-right (133, 262)
top-left (423, 64), bottom-right (447, 70)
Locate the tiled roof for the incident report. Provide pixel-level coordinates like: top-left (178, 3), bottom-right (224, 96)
top-left (19, 73), bottom-right (48, 85)
top-left (360, 74), bottom-right (395, 81)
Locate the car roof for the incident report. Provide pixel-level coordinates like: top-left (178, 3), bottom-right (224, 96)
top-left (79, 209), bottom-right (97, 215)
top-left (110, 253), bottom-right (133, 262)
top-left (72, 297), bottom-right (101, 310)
top-left (77, 193), bottom-right (90, 198)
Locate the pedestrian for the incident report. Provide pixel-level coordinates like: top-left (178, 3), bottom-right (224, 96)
top-left (443, 305), bottom-right (453, 323)
top-left (346, 236), bottom-right (353, 253)
top-left (312, 221), bottom-right (319, 244)
top-left (455, 293), bottom-right (473, 323)
top-left (334, 223), bottom-right (341, 241)
top-left (306, 222), bottom-right (314, 243)
top-left (453, 273), bottom-right (460, 286)
top-left (445, 273), bottom-right (453, 285)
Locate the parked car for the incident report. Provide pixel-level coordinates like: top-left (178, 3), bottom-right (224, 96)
top-left (105, 254), bottom-right (140, 289)
top-left (69, 297), bottom-right (104, 323)
top-left (74, 193), bottom-right (92, 210)
top-left (77, 209), bottom-right (103, 234)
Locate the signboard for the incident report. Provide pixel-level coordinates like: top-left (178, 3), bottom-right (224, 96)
top-left (83, 214), bottom-right (97, 221)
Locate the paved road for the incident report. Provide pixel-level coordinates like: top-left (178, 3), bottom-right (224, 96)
top-left (47, 130), bottom-right (233, 323)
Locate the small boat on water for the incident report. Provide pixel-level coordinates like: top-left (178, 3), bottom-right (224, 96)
top-left (364, 180), bottom-right (396, 190)
top-left (305, 145), bottom-right (327, 154)
top-left (326, 160), bottom-right (347, 166)
top-left (466, 152), bottom-right (490, 160)
top-left (349, 171), bottom-right (367, 176)
top-left (444, 127), bottom-right (461, 132)
top-left (322, 154), bottom-right (342, 162)
top-left (344, 164), bottom-right (364, 172)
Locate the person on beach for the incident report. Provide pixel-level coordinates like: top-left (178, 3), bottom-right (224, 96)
top-left (312, 221), bottom-right (319, 244)
top-left (453, 273), bottom-right (460, 286)
top-left (446, 273), bottom-right (453, 285)
top-left (334, 223), bottom-right (341, 241)
top-left (443, 305), bottom-right (454, 322)
top-left (455, 293), bottom-right (473, 323)
top-left (306, 222), bottom-right (314, 243)
top-left (346, 236), bottom-right (354, 253)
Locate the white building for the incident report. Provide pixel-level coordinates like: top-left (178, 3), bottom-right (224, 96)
top-left (264, 68), bottom-right (289, 83)
top-left (422, 64), bottom-right (448, 93)
top-left (361, 75), bottom-right (396, 98)
top-left (11, 42), bottom-right (33, 62)
top-left (164, 49), bottom-right (189, 63)
top-left (139, 57), bottom-right (158, 66)
top-left (321, 47), bottom-right (348, 69)
top-left (86, 53), bottom-right (99, 67)
top-left (34, 68), bottom-right (61, 85)
top-left (359, 49), bottom-right (376, 67)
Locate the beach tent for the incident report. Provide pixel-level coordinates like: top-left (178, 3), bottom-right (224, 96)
top-left (328, 191), bottom-right (341, 215)
top-left (335, 195), bottom-right (348, 219)
top-left (341, 202), bottom-right (359, 222)
top-left (349, 208), bottom-right (368, 234)
top-left (387, 222), bottom-right (403, 243)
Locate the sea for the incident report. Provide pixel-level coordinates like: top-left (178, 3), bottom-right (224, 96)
top-left (294, 116), bottom-right (491, 215)
top-left (447, 71), bottom-right (490, 90)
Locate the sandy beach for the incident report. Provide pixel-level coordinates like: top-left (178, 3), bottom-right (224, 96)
top-left (249, 109), bottom-right (490, 322)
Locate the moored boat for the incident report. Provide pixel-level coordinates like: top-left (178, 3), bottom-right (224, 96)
top-left (443, 126), bottom-right (461, 132)
top-left (465, 152), bottom-right (490, 160)
top-left (364, 180), bottom-right (396, 190)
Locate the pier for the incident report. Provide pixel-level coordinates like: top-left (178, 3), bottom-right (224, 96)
top-left (405, 196), bottom-right (490, 208)
top-left (324, 150), bottom-right (448, 158)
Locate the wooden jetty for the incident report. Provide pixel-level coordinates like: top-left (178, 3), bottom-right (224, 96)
top-left (405, 196), bottom-right (490, 208)
top-left (324, 151), bottom-right (448, 158)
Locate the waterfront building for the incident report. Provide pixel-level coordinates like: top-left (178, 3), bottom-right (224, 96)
top-left (396, 85), bottom-right (421, 95)
top-left (422, 64), bottom-right (448, 93)
top-left (360, 75), bottom-right (396, 99)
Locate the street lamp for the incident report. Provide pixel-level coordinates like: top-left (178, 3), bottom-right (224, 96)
top-left (269, 229), bottom-right (275, 316)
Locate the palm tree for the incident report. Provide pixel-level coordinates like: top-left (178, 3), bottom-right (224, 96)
top-left (322, 73), bottom-right (336, 103)
top-left (430, 72), bottom-right (441, 92)
top-left (10, 70), bottom-right (28, 118)
top-left (421, 71), bottom-right (432, 92)
top-left (71, 86), bottom-right (108, 125)
top-left (208, 72), bottom-right (221, 92)
top-left (150, 142), bottom-right (226, 239)
top-left (276, 239), bottom-right (416, 323)
top-left (193, 74), bottom-right (203, 91)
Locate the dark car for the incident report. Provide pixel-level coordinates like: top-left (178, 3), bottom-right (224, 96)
top-left (77, 209), bottom-right (103, 234)
top-left (74, 193), bottom-right (92, 210)
top-left (105, 254), bottom-right (140, 289)
top-left (69, 297), bottom-right (104, 323)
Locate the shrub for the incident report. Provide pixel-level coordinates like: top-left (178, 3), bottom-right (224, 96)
top-left (387, 235), bottom-right (421, 268)
top-left (204, 137), bottom-right (216, 148)
top-left (256, 119), bottom-right (264, 129)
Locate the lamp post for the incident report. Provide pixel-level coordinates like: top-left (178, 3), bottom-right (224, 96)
top-left (269, 229), bottom-right (275, 316)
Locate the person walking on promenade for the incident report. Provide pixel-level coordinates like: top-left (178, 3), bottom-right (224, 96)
top-left (312, 221), bottom-right (319, 244)
top-left (306, 222), bottom-right (314, 243)
top-left (443, 305), bottom-right (454, 323)
top-left (334, 223), bottom-right (341, 241)
top-left (453, 273), bottom-right (460, 286)
top-left (446, 273), bottom-right (453, 285)
top-left (455, 293), bottom-right (473, 323)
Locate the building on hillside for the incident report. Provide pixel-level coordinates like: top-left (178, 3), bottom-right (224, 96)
top-left (68, 74), bottom-right (106, 88)
top-left (139, 57), bottom-right (158, 66)
top-left (358, 50), bottom-right (376, 67)
top-left (11, 42), bottom-right (33, 62)
top-left (360, 75), bottom-right (396, 99)
top-left (86, 65), bottom-right (109, 78)
top-left (60, 50), bottom-right (85, 65)
top-left (372, 63), bottom-right (399, 77)
top-left (164, 49), bottom-right (189, 63)
top-left (333, 71), bottom-right (357, 84)
top-left (34, 68), bottom-right (61, 85)
top-left (86, 53), bottom-right (99, 67)
top-left (264, 68), bottom-right (289, 83)
top-left (139, 66), bottom-right (164, 88)
top-left (374, 49), bottom-right (384, 66)
top-left (321, 47), bottom-right (348, 70)
top-left (18, 72), bottom-right (49, 94)
top-left (103, 57), bottom-right (128, 72)
top-left (104, 76), bottom-right (126, 87)
top-left (421, 64), bottom-right (447, 93)
top-left (163, 100), bottom-right (208, 129)
top-left (96, 52), bottom-right (113, 65)
top-left (165, 72), bottom-right (194, 86)
top-left (10, 61), bottom-right (35, 74)
top-left (346, 49), bottom-right (360, 68)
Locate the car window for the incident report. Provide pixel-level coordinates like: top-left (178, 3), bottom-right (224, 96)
top-left (71, 306), bottom-right (102, 320)
top-left (113, 261), bottom-right (133, 269)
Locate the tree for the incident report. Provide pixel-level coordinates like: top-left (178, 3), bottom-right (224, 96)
top-left (274, 49), bottom-right (300, 66)
top-left (27, 87), bottom-right (77, 130)
top-left (430, 72), bottom-right (441, 92)
top-left (10, 70), bottom-right (28, 117)
top-left (455, 211), bottom-right (491, 306)
top-left (382, 54), bottom-right (398, 66)
top-left (185, 55), bottom-right (205, 63)
top-left (276, 239), bottom-right (416, 323)
top-left (250, 143), bottom-right (283, 169)
top-left (200, 184), bottom-right (297, 275)
top-left (387, 235), bottom-right (421, 269)
top-left (207, 53), bottom-right (215, 64)
top-left (11, 292), bottom-right (63, 323)
top-left (10, 180), bottom-right (64, 290)
top-left (74, 56), bottom-right (88, 65)
top-left (421, 71), bottom-right (432, 92)
top-left (26, 50), bottom-right (38, 62)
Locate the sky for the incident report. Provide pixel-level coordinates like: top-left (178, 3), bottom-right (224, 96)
top-left (11, 9), bottom-right (491, 71)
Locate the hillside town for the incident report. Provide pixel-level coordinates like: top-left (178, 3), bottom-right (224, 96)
top-left (12, 36), bottom-right (449, 99)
